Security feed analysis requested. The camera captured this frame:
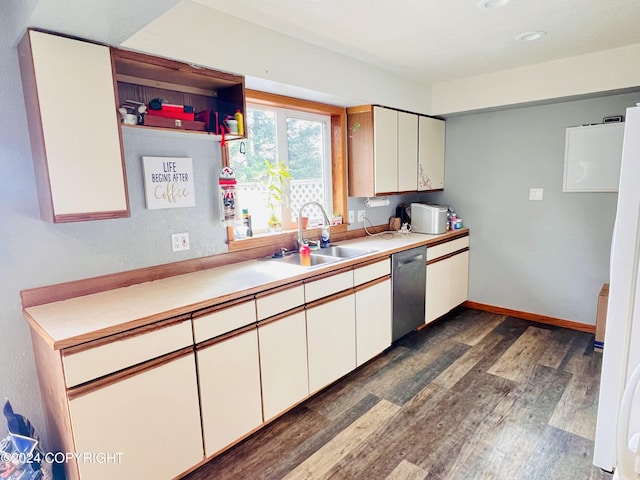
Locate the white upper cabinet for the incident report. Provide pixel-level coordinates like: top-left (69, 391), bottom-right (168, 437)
top-left (397, 111), bottom-right (419, 192)
top-left (418, 116), bottom-right (445, 190)
top-left (373, 106), bottom-right (399, 194)
top-left (348, 105), bottom-right (443, 196)
top-left (18, 30), bottom-right (129, 222)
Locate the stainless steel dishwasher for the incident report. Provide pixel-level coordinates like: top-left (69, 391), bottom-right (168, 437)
top-left (391, 245), bottom-right (427, 341)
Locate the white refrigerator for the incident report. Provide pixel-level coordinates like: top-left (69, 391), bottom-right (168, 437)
top-left (594, 104), bottom-right (640, 475)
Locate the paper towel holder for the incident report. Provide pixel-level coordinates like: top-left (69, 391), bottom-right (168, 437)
top-left (365, 197), bottom-right (390, 208)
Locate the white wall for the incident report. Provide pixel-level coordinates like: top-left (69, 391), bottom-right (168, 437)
top-left (428, 92), bottom-right (640, 326)
top-left (432, 44), bottom-right (640, 116)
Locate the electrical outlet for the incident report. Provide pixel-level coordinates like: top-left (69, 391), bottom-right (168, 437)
top-left (171, 232), bottom-right (190, 252)
top-left (348, 210), bottom-right (355, 224)
top-left (357, 210), bottom-right (366, 222)
top-left (529, 188), bottom-right (544, 201)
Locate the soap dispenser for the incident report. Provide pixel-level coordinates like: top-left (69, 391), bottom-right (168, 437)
top-left (321, 225), bottom-right (330, 248)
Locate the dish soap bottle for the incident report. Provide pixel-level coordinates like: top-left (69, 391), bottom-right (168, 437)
top-left (321, 225), bottom-right (330, 248)
top-left (234, 110), bottom-right (244, 136)
top-left (300, 244), bottom-right (311, 266)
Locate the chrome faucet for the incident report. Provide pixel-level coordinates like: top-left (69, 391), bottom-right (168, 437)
top-left (297, 201), bottom-right (330, 249)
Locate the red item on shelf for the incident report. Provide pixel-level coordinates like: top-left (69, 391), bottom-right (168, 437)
top-left (157, 103), bottom-right (186, 113)
top-left (195, 109), bottom-right (213, 132)
top-left (146, 109), bottom-right (195, 121)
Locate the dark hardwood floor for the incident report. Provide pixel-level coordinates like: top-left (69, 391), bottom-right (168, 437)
top-left (184, 308), bottom-right (612, 480)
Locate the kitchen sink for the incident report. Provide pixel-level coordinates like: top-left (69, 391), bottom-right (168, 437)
top-left (308, 245), bottom-right (377, 259)
top-left (267, 252), bottom-right (340, 267)
top-left (264, 245), bottom-right (377, 268)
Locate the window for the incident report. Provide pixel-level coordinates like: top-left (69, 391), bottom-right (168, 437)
top-left (228, 104), bottom-right (333, 235)
top-left (224, 90), bottom-right (347, 252)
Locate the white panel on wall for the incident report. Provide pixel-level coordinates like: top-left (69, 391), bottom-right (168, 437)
top-left (563, 122), bottom-right (625, 192)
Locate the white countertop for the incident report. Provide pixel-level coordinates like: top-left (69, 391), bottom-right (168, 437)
top-left (24, 229), bottom-right (468, 350)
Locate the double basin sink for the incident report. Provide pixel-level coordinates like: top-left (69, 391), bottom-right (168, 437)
top-left (266, 245), bottom-right (377, 268)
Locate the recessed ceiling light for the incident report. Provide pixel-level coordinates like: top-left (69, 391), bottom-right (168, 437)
top-left (516, 31), bottom-right (547, 42)
top-left (477, 0), bottom-right (509, 10)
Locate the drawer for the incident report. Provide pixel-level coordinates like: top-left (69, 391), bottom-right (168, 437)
top-left (353, 259), bottom-right (391, 286)
top-left (449, 236), bottom-right (470, 253)
top-left (256, 284), bottom-right (305, 321)
top-left (305, 270), bottom-right (354, 303)
top-left (62, 319), bottom-right (193, 388)
top-left (426, 242), bottom-right (450, 261)
top-left (193, 299), bottom-right (256, 344)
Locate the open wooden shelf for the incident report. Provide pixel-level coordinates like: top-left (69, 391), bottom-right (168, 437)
top-left (111, 48), bottom-right (246, 138)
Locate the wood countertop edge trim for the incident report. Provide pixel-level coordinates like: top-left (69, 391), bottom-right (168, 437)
top-left (191, 294), bottom-right (256, 318)
top-left (254, 281), bottom-right (304, 299)
top-left (25, 228), bottom-right (470, 350)
top-left (303, 264), bottom-right (354, 283)
top-left (23, 311), bottom-right (57, 349)
top-left (61, 314), bottom-right (191, 355)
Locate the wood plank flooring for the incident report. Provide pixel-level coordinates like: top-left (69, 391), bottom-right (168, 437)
top-left (184, 308), bottom-right (612, 480)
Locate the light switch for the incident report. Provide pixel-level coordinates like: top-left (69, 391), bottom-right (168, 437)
top-left (529, 188), bottom-right (544, 201)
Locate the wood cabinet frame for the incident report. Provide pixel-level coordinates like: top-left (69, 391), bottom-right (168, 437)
top-left (18, 29), bottom-right (130, 222)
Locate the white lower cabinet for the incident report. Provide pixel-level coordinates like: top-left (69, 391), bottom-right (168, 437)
top-left (67, 353), bottom-right (203, 480)
top-left (355, 278), bottom-right (391, 366)
top-left (450, 250), bottom-right (470, 307)
top-left (425, 259), bottom-right (451, 324)
top-left (29, 239), bottom-right (471, 480)
top-left (197, 328), bottom-right (263, 457)
top-left (258, 309), bottom-right (309, 420)
top-left (425, 238), bottom-right (470, 324)
top-left (306, 293), bottom-right (356, 393)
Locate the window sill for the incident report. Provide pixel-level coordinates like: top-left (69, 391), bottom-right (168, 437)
top-left (227, 223), bottom-right (348, 253)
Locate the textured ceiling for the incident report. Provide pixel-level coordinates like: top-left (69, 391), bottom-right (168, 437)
top-left (191, 0), bottom-right (640, 85)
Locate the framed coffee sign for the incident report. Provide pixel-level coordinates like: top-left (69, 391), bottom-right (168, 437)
top-left (142, 156), bottom-right (196, 209)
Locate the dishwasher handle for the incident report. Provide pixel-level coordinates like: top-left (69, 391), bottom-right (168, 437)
top-left (396, 254), bottom-right (425, 267)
